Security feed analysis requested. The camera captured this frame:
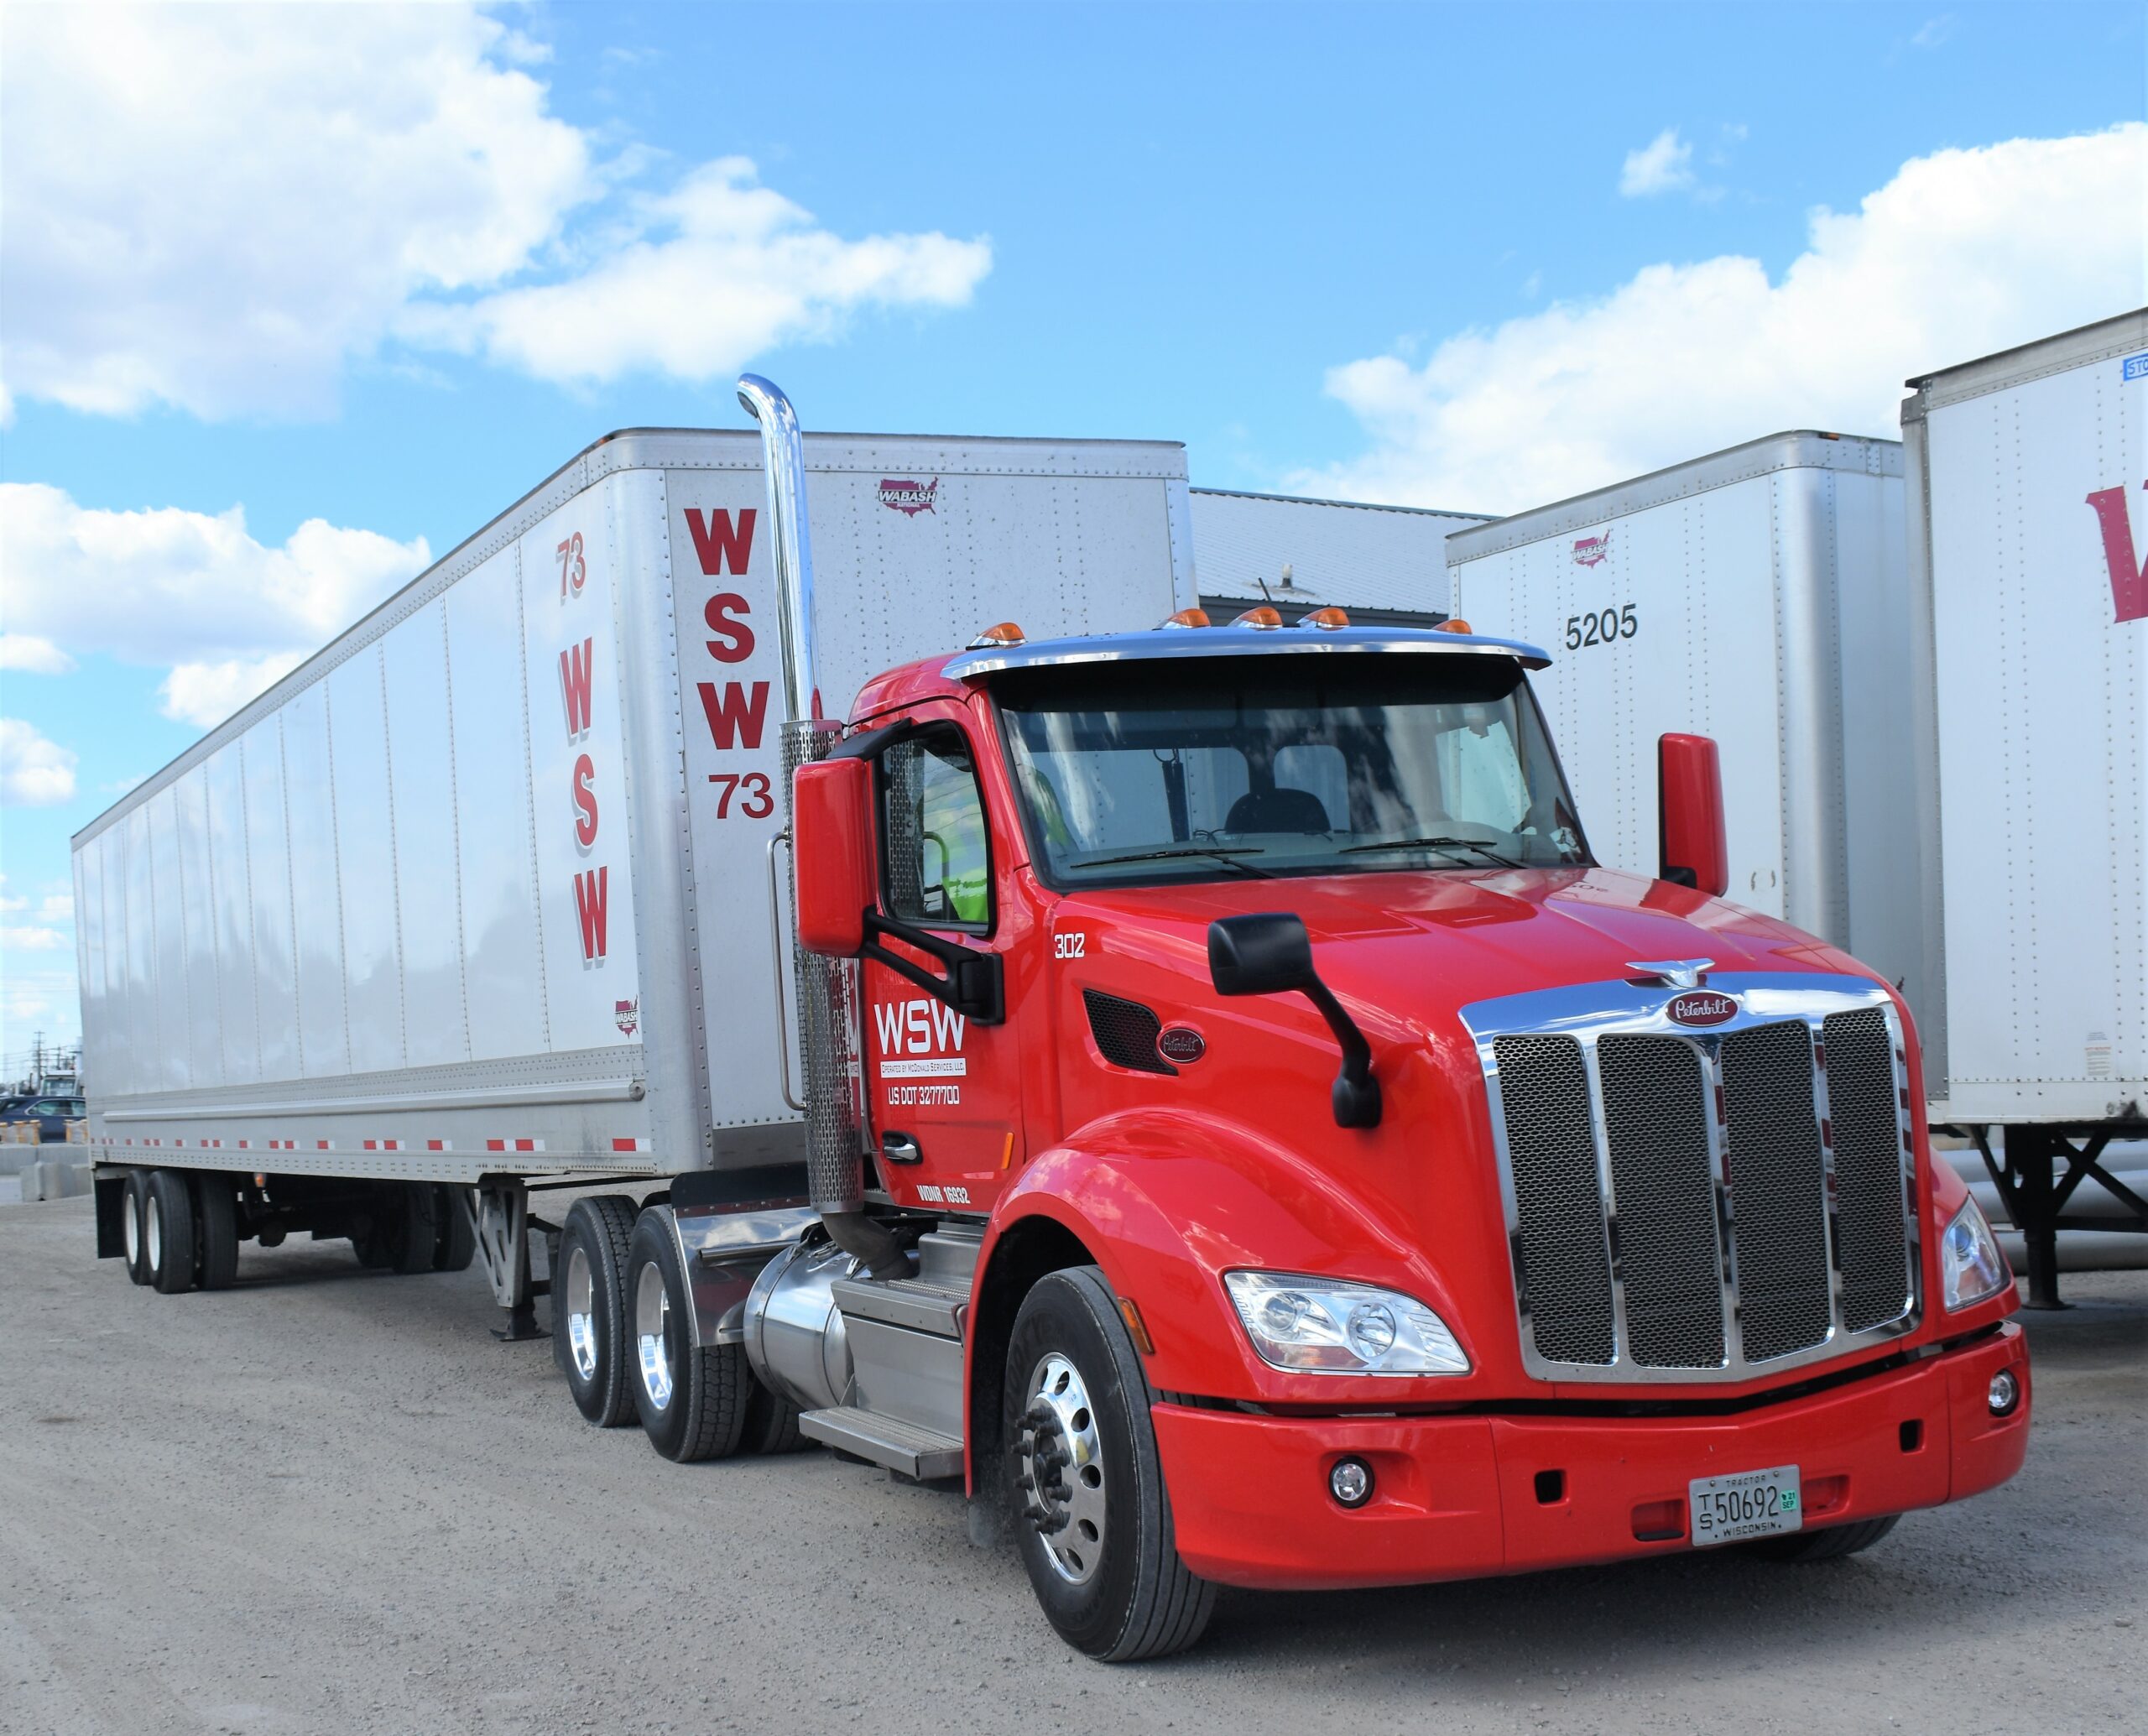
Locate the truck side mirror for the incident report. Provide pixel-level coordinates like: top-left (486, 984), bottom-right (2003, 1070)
top-left (792, 758), bottom-right (875, 956)
top-left (1208, 913), bottom-right (1382, 1129)
top-left (1658, 732), bottom-right (1728, 897)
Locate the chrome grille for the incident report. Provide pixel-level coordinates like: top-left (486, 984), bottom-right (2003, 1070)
top-left (1824, 1008), bottom-right (1915, 1333)
top-left (1470, 974), bottom-right (1921, 1385)
top-left (1721, 1021), bottom-right (1833, 1361)
top-left (1492, 1035), bottom-right (1613, 1365)
top-left (1598, 1035), bottom-right (1724, 1368)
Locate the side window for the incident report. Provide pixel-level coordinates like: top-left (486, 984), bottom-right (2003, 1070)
top-left (883, 728), bottom-right (992, 930)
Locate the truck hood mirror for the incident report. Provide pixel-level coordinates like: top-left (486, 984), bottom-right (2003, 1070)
top-left (1208, 913), bottom-right (1382, 1129)
top-left (1658, 732), bottom-right (1729, 897)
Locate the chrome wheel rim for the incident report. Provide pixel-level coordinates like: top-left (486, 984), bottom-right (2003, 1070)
top-left (565, 1246), bottom-right (598, 1381)
top-left (634, 1262), bottom-right (673, 1411)
top-left (146, 1195), bottom-right (164, 1275)
top-left (1019, 1351), bottom-right (1108, 1585)
top-left (123, 1192), bottom-right (139, 1268)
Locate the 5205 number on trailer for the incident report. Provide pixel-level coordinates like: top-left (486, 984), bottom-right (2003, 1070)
top-left (1565, 604), bottom-right (1638, 649)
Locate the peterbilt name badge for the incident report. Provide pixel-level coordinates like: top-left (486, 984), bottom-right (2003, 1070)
top-left (1667, 990), bottom-right (1739, 1028)
top-left (1157, 1026), bottom-right (1207, 1065)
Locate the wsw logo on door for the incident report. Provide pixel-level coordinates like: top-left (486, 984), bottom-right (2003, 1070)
top-left (2083, 482), bottom-right (2148, 624)
top-left (875, 998), bottom-right (967, 1077)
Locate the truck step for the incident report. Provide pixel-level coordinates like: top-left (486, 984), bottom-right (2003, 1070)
top-left (799, 1405), bottom-right (964, 1480)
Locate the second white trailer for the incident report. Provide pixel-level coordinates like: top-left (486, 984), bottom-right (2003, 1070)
top-left (1443, 432), bottom-right (1920, 1001)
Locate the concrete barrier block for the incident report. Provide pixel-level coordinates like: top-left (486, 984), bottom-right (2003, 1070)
top-left (25, 1160), bottom-right (91, 1202)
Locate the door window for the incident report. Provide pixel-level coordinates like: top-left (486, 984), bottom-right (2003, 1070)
top-left (882, 728), bottom-right (992, 931)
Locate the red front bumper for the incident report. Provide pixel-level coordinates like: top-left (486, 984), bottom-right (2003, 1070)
top-left (1152, 1325), bottom-right (2030, 1591)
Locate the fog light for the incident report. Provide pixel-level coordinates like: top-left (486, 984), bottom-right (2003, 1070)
top-left (1329, 1457), bottom-right (1374, 1508)
top-left (1988, 1368), bottom-right (2021, 1417)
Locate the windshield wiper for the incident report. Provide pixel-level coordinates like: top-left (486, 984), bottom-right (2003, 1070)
top-left (1340, 835), bottom-right (1520, 868)
top-left (1073, 846), bottom-right (1273, 878)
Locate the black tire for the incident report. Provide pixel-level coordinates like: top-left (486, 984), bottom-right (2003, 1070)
top-left (626, 1207), bottom-right (751, 1462)
top-left (554, 1196), bottom-right (639, 1427)
top-left (1002, 1266), bottom-right (1214, 1662)
top-left (352, 1183), bottom-right (441, 1274)
top-left (145, 1169), bottom-right (198, 1295)
top-left (192, 1174), bottom-right (240, 1290)
top-left (1745, 1514), bottom-right (1900, 1562)
top-left (743, 1378), bottom-right (807, 1454)
top-left (431, 1186), bottom-right (477, 1272)
top-left (122, 1169), bottom-right (150, 1285)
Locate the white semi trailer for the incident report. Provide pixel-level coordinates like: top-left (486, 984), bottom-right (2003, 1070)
top-left (1445, 310), bottom-right (2148, 1303)
top-left (1442, 430), bottom-right (1919, 996)
top-left (71, 411), bottom-right (1193, 1327)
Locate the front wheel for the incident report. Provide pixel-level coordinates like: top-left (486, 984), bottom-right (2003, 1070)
top-left (1745, 1514), bottom-right (1900, 1561)
top-left (1003, 1266), bottom-right (1213, 1661)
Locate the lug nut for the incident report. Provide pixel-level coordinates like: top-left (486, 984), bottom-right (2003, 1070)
top-left (1329, 1457), bottom-right (1374, 1509)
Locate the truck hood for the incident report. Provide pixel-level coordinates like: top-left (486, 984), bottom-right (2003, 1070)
top-left (1061, 863), bottom-right (1870, 1030)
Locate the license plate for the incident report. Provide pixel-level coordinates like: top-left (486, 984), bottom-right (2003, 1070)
top-left (1688, 1464), bottom-right (1801, 1546)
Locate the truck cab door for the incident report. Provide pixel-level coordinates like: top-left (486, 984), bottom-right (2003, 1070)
top-left (860, 709), bottom-right (1024, 1216)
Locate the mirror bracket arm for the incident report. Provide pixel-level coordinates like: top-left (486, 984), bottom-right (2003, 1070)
top-left (1298, 979), bottom-right (1383, 1129)
top-left (859, 913), bottom-right (1005, 1025)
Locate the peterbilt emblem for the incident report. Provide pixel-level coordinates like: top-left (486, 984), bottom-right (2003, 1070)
top-left (878, 477), bottom-right (940, 516)
top-left (1157, 1025), bottom-right (1206, 1065)
top-left (1666, 990), bottom-right (1739, 1028)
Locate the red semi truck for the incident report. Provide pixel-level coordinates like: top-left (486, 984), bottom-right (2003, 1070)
top-left (77, 379), bottom-right (2029, 1660)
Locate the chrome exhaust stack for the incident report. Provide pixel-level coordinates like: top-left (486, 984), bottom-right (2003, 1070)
top-left (737, 374), bottom-right (910, 1280)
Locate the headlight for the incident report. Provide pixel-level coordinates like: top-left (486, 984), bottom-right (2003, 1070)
top-left (1941, 1198), bottom-right (2010, 1311)
top-left (1223, 1271), bottom-right (1469, 1375)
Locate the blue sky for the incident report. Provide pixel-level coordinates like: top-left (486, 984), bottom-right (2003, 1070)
top-left (3, 0), bottom-right (2142, 1060)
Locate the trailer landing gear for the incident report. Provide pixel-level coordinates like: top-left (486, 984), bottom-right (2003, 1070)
top-left (1972, 1124), bottom-right (2148, 1309)
top-left (473, 1181), bottom-right (550, 1341)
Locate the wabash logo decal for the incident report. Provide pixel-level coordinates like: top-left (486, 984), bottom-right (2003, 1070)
top-left (1572, 530), bottom-right (1610, 568)
top-left (878, 477), bottom-right (940, 516)
top-left (1666, 990), bottom-right (1739, 1028)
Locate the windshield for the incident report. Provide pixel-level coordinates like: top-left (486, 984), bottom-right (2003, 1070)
top-left (995, 654), bottom-right (1588, 887)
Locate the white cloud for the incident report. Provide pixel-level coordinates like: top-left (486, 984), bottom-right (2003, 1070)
top-left (159, 653), bottom-right (310, 730)
top-left (1620, 129), bottom-right (1695, 197)
top-left (1302, 125), bottom-right (2148, 514)
top-left (0, 6), bottom-right (992, 419)
top-left (36, 894), bottom-right (72, 925)
top-left (0, 634), bottom-right (76, 674)
top-left (1913, 15), bottom-right (1957, 49)
top-left (403, 159), bottom-right (993, 388)
top-left (0, 718), bottom-right (78, 805)
top-left (1, 483), bottom-right (429, 724)
top-left (2, 926), bottom-right (67, 951)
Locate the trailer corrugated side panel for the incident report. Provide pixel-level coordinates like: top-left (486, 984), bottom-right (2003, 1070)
top-left (1443, 434), bottom-right (1916, 1000)
top-left (71, 454), bottom-right (662, 1182)
top-left (1906, 311), bottom-right (2148, 1122)
top-left (71, 427), bottom-right (1194, 1182)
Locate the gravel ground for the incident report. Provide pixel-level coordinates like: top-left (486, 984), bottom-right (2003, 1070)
top-left (1, 1195), bottom-right (2140, 1736)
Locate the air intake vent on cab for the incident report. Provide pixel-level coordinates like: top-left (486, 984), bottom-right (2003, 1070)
top-left (1082, 990), bottom-right (1177, 1076)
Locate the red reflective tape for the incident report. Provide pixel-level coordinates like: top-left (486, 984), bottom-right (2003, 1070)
top-left (426, 1139), bottom-right (450, 1152)
top-left (611, 1138), bottom-right (650, 1153)
top-left (315, 1140), bottom-right (331, 1150)
top-left (486, 1139), bottom-right (507, 1152)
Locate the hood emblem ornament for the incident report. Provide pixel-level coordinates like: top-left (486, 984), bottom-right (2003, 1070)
top-left (1628, 958), bottom-right (1713, 990)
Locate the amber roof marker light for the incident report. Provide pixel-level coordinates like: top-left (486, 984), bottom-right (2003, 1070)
top-left (1298, 607), bottom-right (1350, 630)
top-left (1436, 618), bottom-right (1473, 635)
top-left (1231, 606), bottom-right (1285, 629)
top-left (967, 621), bottom-right (1027, 649)
top-left (1159, 607), bottom-right (1212, 629)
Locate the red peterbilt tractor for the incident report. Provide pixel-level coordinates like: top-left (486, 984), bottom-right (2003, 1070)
top-left (771, 609), bottom-right (2030, 1659)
